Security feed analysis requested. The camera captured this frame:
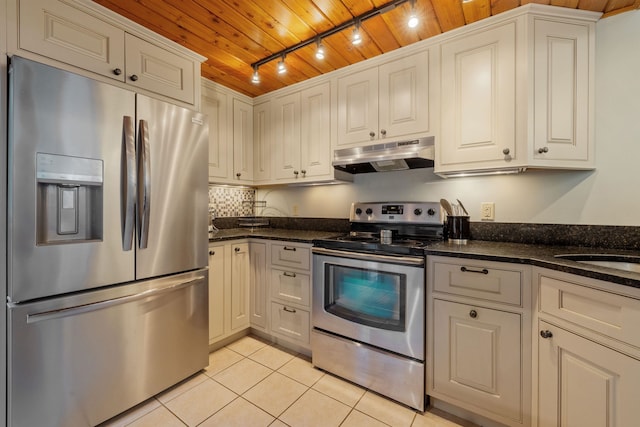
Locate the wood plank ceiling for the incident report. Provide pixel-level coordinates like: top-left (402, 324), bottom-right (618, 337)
top-left (93, 0), bottom-right (639, 98)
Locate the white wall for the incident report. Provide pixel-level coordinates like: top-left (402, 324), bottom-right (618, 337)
top-left (258, 11), bottom-right (640, 226)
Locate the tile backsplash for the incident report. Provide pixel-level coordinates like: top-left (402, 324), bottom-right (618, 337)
top-left (208, 185), bottom-right (256, 218)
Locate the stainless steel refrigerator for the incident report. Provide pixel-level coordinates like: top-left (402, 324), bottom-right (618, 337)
top-left (6, 56), bottom-right (209, 427)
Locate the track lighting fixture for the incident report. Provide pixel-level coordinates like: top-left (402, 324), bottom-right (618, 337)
top-left (315, 39), bottom-right (325, 60)
top-left (249, 0), bottom-right (417, 84)
top-left (277, 55), bottom-right (287, 74)
top-left (407, 0), bottom-right (419, 28)
top-left (251, 65), bottom-right (260, 84)
top-left (352, 21), bottom-right (362, 46)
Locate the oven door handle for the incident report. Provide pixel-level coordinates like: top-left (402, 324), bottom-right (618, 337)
top-left (312, 247), bottom-right (425, 266)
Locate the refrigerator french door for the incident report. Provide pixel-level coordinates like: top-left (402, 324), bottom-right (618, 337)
top-left (6, 56), bottom-right (209, 427)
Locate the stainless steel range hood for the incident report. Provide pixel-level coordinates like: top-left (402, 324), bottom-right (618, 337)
top-left (332, 136), bottom-right (435, 175)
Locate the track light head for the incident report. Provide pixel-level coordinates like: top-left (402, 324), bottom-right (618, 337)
top-left (315, 40), bottom-right (325, 60)
top-left (277, 56), bottom-right (287, 74)
top-left (352, 22), bottom-right (362, 46)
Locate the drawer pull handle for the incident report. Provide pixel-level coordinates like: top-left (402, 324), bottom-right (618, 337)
top-left (209, 250), bottom-right (215, 256)
top-left (283, 246), bottom-right (296, 252)
top-left (283, 307), bottom-right (297, 313)
top-left (469, 309), bottom-right (478, 319)
top-left (460, 266), bottom-right (489, 275)
top-left (540, 330), bottom-right (553, 339)
top-left (283, 272), bottom-right (297, 278)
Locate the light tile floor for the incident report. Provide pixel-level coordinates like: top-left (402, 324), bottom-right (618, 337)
top-left (102, 335), bottom-right (477, 427)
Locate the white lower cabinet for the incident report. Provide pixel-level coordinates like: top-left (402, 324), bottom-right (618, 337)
top-left (428, 256), bottom-right (531, 427)
top-left (533, 268), bottom-right (640, 427)
top-left (208, 240), bottom-right (250, 345)
top-left (209, 239), bottom-right (312, 351)
top-left (433, 300), bottom-right (522, 423)
top-left (268, 241), bottom-right (312, 350)
top-left (249, 241), bottom-right (268, 331)
top-left (537, 320), bottom-right (640, 427)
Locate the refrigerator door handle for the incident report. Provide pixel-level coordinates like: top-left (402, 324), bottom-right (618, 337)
top-left (122, 116), bottom-right (136, 251)
top-left (25, 275), bottom-right (205, 324)
top-left (137, 119), bottom-right (151, 249)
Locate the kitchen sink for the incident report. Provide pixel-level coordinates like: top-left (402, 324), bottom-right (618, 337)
top-left (554, 254), bottom-right (640, 274)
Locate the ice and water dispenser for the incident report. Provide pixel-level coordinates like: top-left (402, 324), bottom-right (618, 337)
top-left (36, 153), bottom-right (104, 244)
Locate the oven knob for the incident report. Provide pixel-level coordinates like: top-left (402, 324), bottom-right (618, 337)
top-left (365, 208), bottom-right (373, 215)
top-left (355, 208), bottom-right (362, 215)
top-left (414, 208), bottom-right (423, 216)
top-left (427, 208), bottom-right (436, 216)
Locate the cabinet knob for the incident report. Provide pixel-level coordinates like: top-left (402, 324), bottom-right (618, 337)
top-left (540, 330), bottom-right (553, 339)
top-left (130, 74), bottom-right (139, 82)
top-left (209, 250), bottom-right (215, 256)
top-left (301, 169), bottom-right (306, 176)
top-left (380, 129), bottom-right (387, 136)
top-left (538, 147), bottom-right (549, 154)
top-left (234, 247), bottom-right (240, 253)
top-left (369, 131), bottom-right (376, 138)
top-left (503, 148), bottom-right (510, 155)
top-left (113, 68), bottom-right (122, 76)
top-left (469, 309), bottom-right (478, 319)
top-left (236, 172), bottom-right (241, 178)
top-left (294, 170), bottom-right (299, 176)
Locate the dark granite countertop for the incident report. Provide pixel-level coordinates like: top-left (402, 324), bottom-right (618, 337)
top-left (425, 240), bottom-right (640, 289)
top-left (207, 224), bottom-right (640, 290)
top-left (208, 227), bottom-right (342, 244)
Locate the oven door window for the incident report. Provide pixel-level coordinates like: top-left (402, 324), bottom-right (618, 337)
top-left (325, 264), bottom-right (405, 332)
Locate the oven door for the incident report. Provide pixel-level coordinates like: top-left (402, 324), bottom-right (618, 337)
top-left (312, 248), bottom-right (425, 360)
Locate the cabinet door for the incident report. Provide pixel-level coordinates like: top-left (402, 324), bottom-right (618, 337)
top-left (232, 99), bottom-right (254, 183)
top-left (19, 0), bottom-right (125, 81)
top-left (440, 22), bottom-right (516, 167)
top-left (337, 67), bottom-right (379, 146)
top-left (272, 92), bottom-right (301, 180)
top-left (433, 299), bottom-right (523, 424)
top-left (202, 87), bottom-right (231, 182)
top-left (537, 321), bottom-right (640, 427)
top-left (253, 101), bottom-right (271, 182)
top-left (124, 34), bottom-right (195, 104)
top-left (249, 242), bottom-right (268, 330)
top-left (208, 245), bottom-right (226, 343)
top-left (533, 19), bottom-right (590, 162)
top-left (230, 243), bottom-right (250, 331)
top-left (300, 82), bottom-right (332, 179)
top-left (378, 51), bottom-right (431, 139)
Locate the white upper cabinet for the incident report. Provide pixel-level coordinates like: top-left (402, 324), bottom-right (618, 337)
top-left (272, 82), bottom-right (333, 183)
top-left (253, 101), bottom-right (272, 183)
top-left (532, 19), bottom-right (591, 163)
top-left (232, 98), bottom-right (254, 183)
top-left (435, 5), bottom-right (600, 177)
top-left (202, 84), bottom-right (231, 182)
top-left (439, 22), bottom-right (517, 167)
top-left (337, 50), bottom-right (433, 147)
top-left (15, 0), bottom-right (202, 105)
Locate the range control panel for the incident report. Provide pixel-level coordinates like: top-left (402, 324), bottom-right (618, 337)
top-left (349, 202), bottom-right (441, 224)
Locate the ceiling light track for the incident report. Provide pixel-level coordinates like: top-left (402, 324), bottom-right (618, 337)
top-left (250, 0), bottom-right (413, 78)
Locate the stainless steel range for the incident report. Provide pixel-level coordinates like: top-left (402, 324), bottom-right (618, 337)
top-left (311, 201), bottom-right (443, 411)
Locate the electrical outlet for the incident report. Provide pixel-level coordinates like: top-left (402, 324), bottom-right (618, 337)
top-left (292, 204), bottom-right (299, 216)
top-left (480, 202), bottom-right (495, 221)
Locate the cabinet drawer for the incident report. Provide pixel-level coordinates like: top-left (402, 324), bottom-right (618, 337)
top-left (271, 268), bottom-right (310, 307)
top-left (539, 275), bottom-right (640, 350)
top-left (270, 302), bottom-right (310, 345)
top-left (433, 259), bottom-right (522, 305)
top-left (271, 243), bottom-right (310, 270)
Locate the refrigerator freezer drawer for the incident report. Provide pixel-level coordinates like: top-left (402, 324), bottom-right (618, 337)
top-left (7, 269), bottom-right (209, 427)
